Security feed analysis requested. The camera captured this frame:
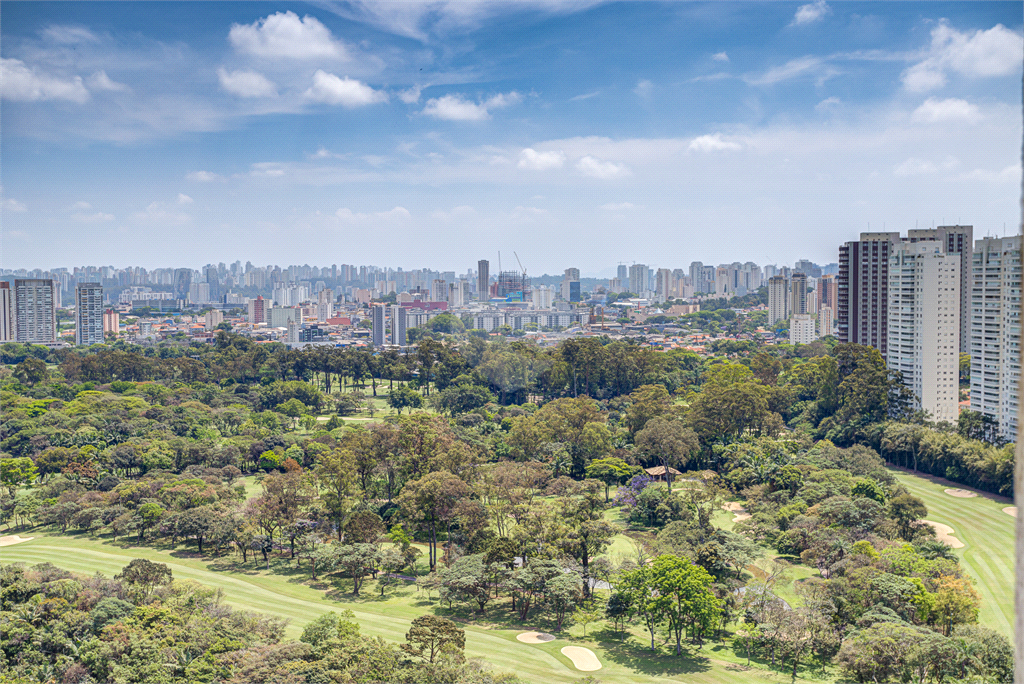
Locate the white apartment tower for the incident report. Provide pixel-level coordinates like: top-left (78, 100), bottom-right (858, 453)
top-left (391, 305), bottom-right (408, 346)
top-left (767, 275), bottom-right (789, 325)
top-left (887, 242), bottom-right (961, 423)
top-left (14, 279), bottom-right (57, 345)
top-left (628, 264), bottom-right (650, 296)
top-left (430, 279), bottom-right (448, 303)
top-left (790, 313), bottom-right (817, 345)
top-left (75, 282), bottom-right (104, 346)
top-left (0, 283), bottom-right (13, 342)
top-left (969, 236), bottom-right (1020, 442)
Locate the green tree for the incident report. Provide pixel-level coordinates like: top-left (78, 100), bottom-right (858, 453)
top-left (889, 494), bottom-right (928, 541)
top-left (402, 615), bottom-right (465, 663)
top-left (634, 417), bottom-right (699, 489)
top-left (1, 456), bottom-right (38, 495)
top-left (388, 384), bottom-right (423, 414)
top-left (585, 457), bottom-right (639, 502)
top-left (115, 558), bottom-right (173, 598)
top-left (648, 554), bottom-right (720, 654)
top-left (13, 357), bottom-right (48, 386)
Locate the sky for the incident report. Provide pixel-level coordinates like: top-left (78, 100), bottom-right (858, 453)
top-left (1, 1), bottom-right (1021, 277)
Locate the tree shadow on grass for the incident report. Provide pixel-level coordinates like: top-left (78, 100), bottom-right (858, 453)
top-left (597, 637), bottom-right (715, 677)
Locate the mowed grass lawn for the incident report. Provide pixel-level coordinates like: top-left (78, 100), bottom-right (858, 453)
top-left (2, 532), bottom-right (811, 684)
top-left (890, 468), bottom-right (1014, 639)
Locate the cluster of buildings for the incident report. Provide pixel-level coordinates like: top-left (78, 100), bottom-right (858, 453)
top-left (0, 280), bottom-right (118, 347)
top-left (831, 225), bottom-right (1019, 441)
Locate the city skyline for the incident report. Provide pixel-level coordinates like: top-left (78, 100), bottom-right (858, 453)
top-left (2, 1), bottom-right (1021, 272)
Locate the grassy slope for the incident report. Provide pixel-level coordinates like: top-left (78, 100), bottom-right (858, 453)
top-left (889, 468), bottom-right (1014, 638)
top-left (2, 532), bottom-right (810, 684)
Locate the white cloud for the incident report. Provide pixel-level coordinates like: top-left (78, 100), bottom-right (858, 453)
top-left (815, 97), bottom-right (842, 111)
top-left (177, 193), bottom-right (194, 205)
top-left (712, 52), bottom-right (729, 62)
top-left (600, 202), bottom-right (639, 210)
top-left (746, 56), bottom-right (824, 85)
top-left (912, 97), bottom-right (981, 123)
top-left (1, 58), bottom-right (89, 103)
top-left (217, 68), bottom-right (278, 98)
top-left (421, 94), bottom-right (488, 121)
top-left (398, 85), bottom-right (422, 104)
top-left (336, 206), bottom-right (411, 221)
top-left (87, 71), bottom-right (128, 92)
top-left (960, 164), bottom-right (1022, 184)
top-left (229, 11), bottom-right (346, 59)
top-left (633, 79), bottom-right (653, 97)
top-left (570, 91), bottom-right (600, 101)
top-left (518, 148), bottom-right (566, 170)
top-left (305, 71), bottom-right (388, 107)
top-left (186, 171), bottom-right (225, 182)
top-left (431, 205), bottom-right (475, 220)
top-left (3, 198), bottom-right (28, 212)
top-left (420, 91), bottom-right (522, 121)
top-left (576, 155), bottom-right (629, 179)
top-left (688, 134), bottom-right (742, 152)
top-left (132, 201), bottom-right (190, 225)
top-left (894, 156), bottom-right (959, 176)
top-left (512, 206), bottom-right (547, 216)
top-left (70, 201), bottom-right (92, 210)
top-left (792, 0), bottom-right (829, 25)
top-left (903, 22), bottom-right (1023, 92)
top-left (72, 211), bottom-right (115, 223)
top-left (41, 26), bottom-right (99, 44)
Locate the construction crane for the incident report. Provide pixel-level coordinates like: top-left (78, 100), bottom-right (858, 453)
top-left (513, 251), bottom-right (527, 278)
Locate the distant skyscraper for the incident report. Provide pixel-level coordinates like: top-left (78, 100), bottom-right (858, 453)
top-left (477, 260), bottom-right (490, 301)
top-left (14, 279), bottom-right (57, 344)
top-left (887, 242), bottom-right (961, 423)
top-left (561, 267), bottom-right (580, 300)
top-left (390, 305), bottom-right (407, 346)
top-left (790, 314), bottom-right (817, 345)
top-left (767, 276), bottom-right (789, 325)
top-left (714, 266), bottom-right (729, 296)
top-left (628, 264), bottom-right (649, 295)
top-left (371, 304), bottom-right (386, 347)
top-left (817, 274), bottom-right (838, 313)
top-left (75, 282), bottom-right (104, 346)
top-left (569, 281), bottom-right (581, 303)
top-left (204, 309), bottom-right (224, 330)
top-left (0, 283), bottom-right (12, 342)
top-left (789, 272), bottom-right (808, 316)
top-left (819, 306), bottom-right (835, 337)
top-left (248, 295), bottom-right (268, 324)
top-left (173, 268), bottom-right (192, 300)
top-left (617, 264), bottom-right (628, 282)
top-left (103, 309), bottom-right (120, 337)
top-left (969, 236), bottom-right (1020, 442)
top-left (431, 279), bottom-right (448, 303)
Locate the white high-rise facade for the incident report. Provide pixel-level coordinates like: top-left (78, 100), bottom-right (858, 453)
top-left (75, 282), bottom-right (104, 346)
top-left (0, 283), bottom-right (13, 342)
top-left (14, 279), bottom-right (57, 344)
top-left (628, 264), bottom-right (649, 296)
top-left (767, 276), bottom-right (789, 325)
top-left (969, 236), bottom-right (1020, 442)
top-left (789, 314), bottom-right (816, 344)
top-left (391, 305), bottom-right (408, 346)
top-left (887, 242), bottom-right (961, 423)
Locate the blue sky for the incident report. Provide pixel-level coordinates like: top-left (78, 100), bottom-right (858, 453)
top-left (2, 1), bottom-right (1021, 276)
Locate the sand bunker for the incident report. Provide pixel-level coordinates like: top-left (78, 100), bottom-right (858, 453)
top-left (1003, 506), bottom-right (1017, 518)
top-left (561, 646), bottom-right (601, 671)
top-left (516, 631), bottom-right (556, 644)
top-left (0, 535), bottom-right (34, 547)
top-left (944, 488), bottom-right (977, 498)
top-left (922, 520), bottom-right (964, 549)
top-left (723, 501), bottom-right (751, 522)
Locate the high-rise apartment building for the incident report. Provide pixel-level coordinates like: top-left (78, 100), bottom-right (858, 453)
top-left (477, 260), bottom-right (490, 301)
top-left (561, 268), bottom-right (581, 301)
top-left (617, 264), bottom-right (628, 282)
top-left (714, 267), bottom-right (729, 296)
top-left (790, 314), bottom-right (817, 345)
top-left (817, 274), bottom-right (838, 313)
top-left (907, 225), bottom-right (973, 352)
top-left (103, 309), bottom-right (120, 337)
top-left (819, 306), bottom-right (835, 337)
top-left (969, 236), bottom-right (1020, 442)
top-left (75, 282), bottom-right (104, 346)
top-left (390, 305), bottom-right (407, 346)
top-left (628, 264), bottom-right (649, 296)
top-left (0, 283), bottom-right (13, 342)
top-left (838, 233), bottom-right (900, 354)
top-left (431, 279), bottom-right (448, 303)
top-left (204, 309), bottom-right (224, 330)
top-left (371, 304), bottom-right (386, 347)
top-left (248, 295), bottom-right (268, 324)
top-left (767, 276), bottom-right (789, 325)
top-left (654, 268), bottom-right (673, 298)
top-left (14, 279), bottom-right (57, 344)
top-left (789, 273), bottom-right (807, 316)
top-left (887, 242), bottom-right (961, 423)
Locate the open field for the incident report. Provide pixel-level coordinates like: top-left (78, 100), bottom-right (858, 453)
top-left (889, 468), bottom-right (1014, 638)
top-left (1, 531), bottom-right (819, 684)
